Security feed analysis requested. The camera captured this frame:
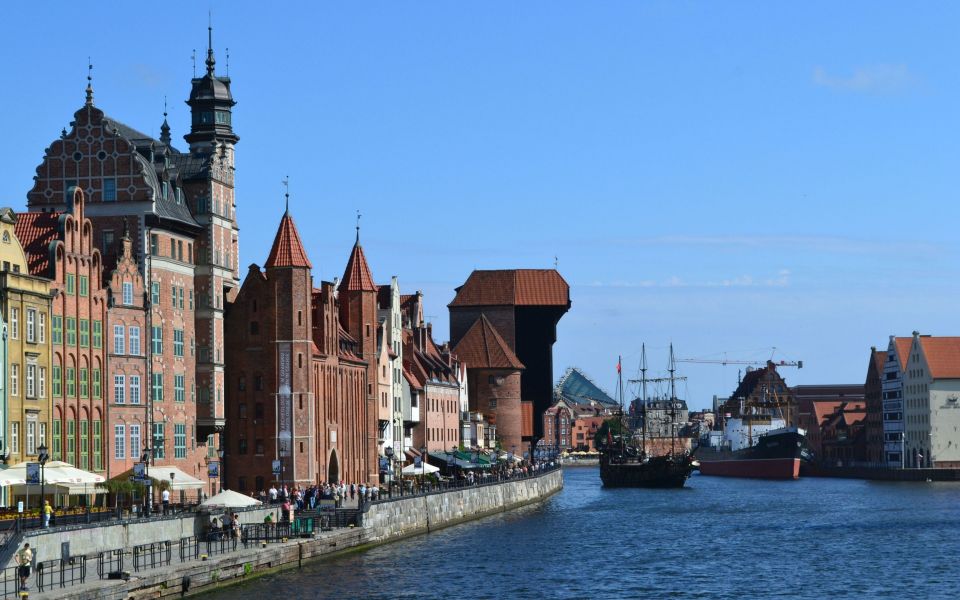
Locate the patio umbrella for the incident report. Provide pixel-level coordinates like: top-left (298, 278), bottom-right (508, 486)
top-left (200, 489), bottom-right (262, 509)
top-left (402, 462), bottom-right (439, 475)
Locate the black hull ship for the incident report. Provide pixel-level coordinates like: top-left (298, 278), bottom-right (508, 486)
top-left (600, 345), bottom-right (695, 489)
top-left (600, 452), bottom-right (695, 488)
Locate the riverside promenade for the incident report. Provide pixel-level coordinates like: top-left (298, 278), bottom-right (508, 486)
top-left (9, 465), bottom-right (562, 599)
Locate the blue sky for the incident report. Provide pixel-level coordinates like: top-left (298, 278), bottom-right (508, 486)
top-left (3, 2), bottom-right (960, 408)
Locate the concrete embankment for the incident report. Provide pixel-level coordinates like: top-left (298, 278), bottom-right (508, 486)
top-left (36, 469), bottom-right (563, 599)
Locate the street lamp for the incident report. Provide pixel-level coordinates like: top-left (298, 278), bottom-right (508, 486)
top-left (217, 447), bottom-right (225, 493)
top-left (169, 472), bottom-right (176, 513)
top-left (384, 446), bottom-right (395, 498)
top-left (141, 448), bottom-right (152, 517)
top-left (419, 445), bottom-right (427, 482)
top-left (37, 444), bottom-right (49, 512)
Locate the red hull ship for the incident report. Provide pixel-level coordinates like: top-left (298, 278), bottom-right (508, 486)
top-left (696, 428), bottom-right (810, 480)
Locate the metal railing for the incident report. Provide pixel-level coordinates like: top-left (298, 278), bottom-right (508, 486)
top-left (205, 535), bottom-right (238, 557)
top-left (369, 461), bottom-right (562, 506)
top-left (241, 522), bottom-right (293, 547)
top-left (35, 559), bottom-right (60, 592)
top-left (132, 541), bottom-right (171, 572)
top-left (179, 536), bottom-right (199, 562)
top-left (97, 549), bottom-right (124, 579)
top-left (0, 566), bottom-right (21, 599)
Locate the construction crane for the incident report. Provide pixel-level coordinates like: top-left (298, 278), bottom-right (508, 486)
top-left (677, 347), bottom-right (803, 369)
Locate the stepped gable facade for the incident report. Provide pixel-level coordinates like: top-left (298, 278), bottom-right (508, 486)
top-left (225, 211), bottom-right (373, 491)
top-left (25, 29), bottom-right (238, 477)
top-left (104, 224), bottom-right (149, 478)
top-left (17, 188), bottom-right (108, 473)
top-left (449, 269), bottom-right (570, 453)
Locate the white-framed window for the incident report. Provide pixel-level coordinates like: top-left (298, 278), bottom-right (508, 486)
top-left (129, 424), bottom-right (140, 458)
top-left (129, 327), bottom-right (141, 356)
top-left (26, 421), bottom-right (35, 455)
top-left (10, 363), bottom-right (18, 397)
top-left (10, 422), bottom-right (18, 455)
top-left (38, 367), bottom-right (46, 398)
top-left (114, 374), bottom-right (125, 404)
top-left (9, 307), bottom-right (17, 339)
top-left (122, 282), bottom-right (133, 305)
top-left (115, 424), bottom-right (126, 460)
top-left (129, 376), bottom-right (141, 405)
top-left (39, 422), bottom-right (46, 448)
top-left (38, 312), bottom-right (45, 343)
top-left (114, 325), bottom-right (125, 355)
top-left (26, 309), bottom-right (35, 343)
top-left (26, 364), bottom-right (35, 398)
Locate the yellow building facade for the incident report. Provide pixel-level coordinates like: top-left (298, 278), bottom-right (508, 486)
top-left (0, 207), bottom-right (53, 467)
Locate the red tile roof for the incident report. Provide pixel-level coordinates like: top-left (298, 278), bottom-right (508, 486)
top-left (449, 269), bottom-right (570, 307)
top-left (14, 211), bottom-right (61, 277)
top-left (917, 336), bottom-right (960, 379)
top-left (340, 242), bottom-right (377, 292)
top-left (893, 337), bottom-right (912, 372)
top-left (264, 212), bottom-right (312, 269)
top-left (452, 315), bottom-right (524, 370)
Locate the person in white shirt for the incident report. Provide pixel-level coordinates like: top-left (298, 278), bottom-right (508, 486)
top-left (268, 485), bottom-right (278, 503)
top-left (161, 488), bottom-right (171, 514)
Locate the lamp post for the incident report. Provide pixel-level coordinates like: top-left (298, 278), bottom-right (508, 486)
top-left (141, 448), bottom-right (152, 517)
top-left (384, 446), bottom-right (395, 498)
top-left (217, 447), bottom-right (225, 493)
top-left (419, 445), bottom-right (426, 490)
top-left (169, 472), bottom-right (175, 513)
top-left (37, 444), bottom-right (49, 512)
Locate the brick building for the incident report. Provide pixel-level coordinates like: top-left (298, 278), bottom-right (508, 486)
top-left (405, 324), bottom-right (461, 454)
top-left (25, 31), bottom-right (239, 478)
top-left (449, 270), bottom-right (570, 454)
top-left (453, 315), bottom-right (523, 453)
top-left (104, 225), bottom-right (149, 477)
top-left (863, 347), bottom-right (886, 464)
top-left (16, 188), bottom-right (107, 473)
top-left (336, 234), bottom-right (380, 482)
top-left (224, 210), bottom-right (374, 491)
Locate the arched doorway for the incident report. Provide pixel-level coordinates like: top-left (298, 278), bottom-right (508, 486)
top-left (328, 450), bottom-right (340, 484)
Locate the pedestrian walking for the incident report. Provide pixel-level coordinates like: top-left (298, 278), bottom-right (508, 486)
top-left (43, 500), bottom-right (53, 528)
top-left (15, 543), bottom-right (32, 591)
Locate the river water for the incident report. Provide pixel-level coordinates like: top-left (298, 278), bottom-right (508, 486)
top-left (206, 468), bottom-right (960, 599)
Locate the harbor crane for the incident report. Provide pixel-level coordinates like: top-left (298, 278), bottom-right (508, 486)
top-left (677, 348), bottom-right (802, 369)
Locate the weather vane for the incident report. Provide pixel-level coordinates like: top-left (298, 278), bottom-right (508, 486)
top-left (192, 49), bottom-right (196, 77)
top-left (282, 176), bottom-right (290, 213)
top-left (356, 210), bottom-right (362, 242)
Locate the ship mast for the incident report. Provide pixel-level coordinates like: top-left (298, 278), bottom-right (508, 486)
top-left (641, 344), bottom-right (648, 460)
top-left (618, 354), bottom-right (624, 461)
top-left (669, 344), bottom-right (677, 457)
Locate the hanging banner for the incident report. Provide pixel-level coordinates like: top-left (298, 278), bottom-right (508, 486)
top-left (277, 343), bottom-right (292, 458)
top-left (26, 463), bottom-right (40, 485)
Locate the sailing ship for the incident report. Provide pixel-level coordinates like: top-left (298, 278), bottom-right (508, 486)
top-left (696, 363), bottom-right (813, 479)
top-left (599, 344), bottom-right (696, 488)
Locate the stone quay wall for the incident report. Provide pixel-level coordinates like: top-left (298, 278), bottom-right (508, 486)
top-left (10, 506), bottom-right (279, 569)
top-left (34, 469), bottom-right (563, 599)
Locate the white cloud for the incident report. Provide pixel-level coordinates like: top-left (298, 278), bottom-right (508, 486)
top-left (812, 64), bottom-right (915, 93)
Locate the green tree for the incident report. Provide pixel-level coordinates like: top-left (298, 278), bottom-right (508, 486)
top-left (594, 417), bottom-right (627, 449)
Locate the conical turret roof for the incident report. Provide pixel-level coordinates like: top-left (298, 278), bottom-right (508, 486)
top-left (265, 212), bottom-right (312, 269)
top-left (340, 241), bottom-right (377, 292)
